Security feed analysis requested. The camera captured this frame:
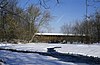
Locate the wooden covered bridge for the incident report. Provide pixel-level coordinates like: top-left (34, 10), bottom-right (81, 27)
top-left (34, 33), bottom-right (89, 43)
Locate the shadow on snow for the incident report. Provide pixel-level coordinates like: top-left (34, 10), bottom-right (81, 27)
top-left (0, 47), bottom-right (100, 65)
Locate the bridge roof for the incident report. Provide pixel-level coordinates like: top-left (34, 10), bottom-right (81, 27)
top-left (35, 33), bottom-right (86, 36)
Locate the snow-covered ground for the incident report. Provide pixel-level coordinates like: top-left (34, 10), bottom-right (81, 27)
top-left (0, 43), bottom-right (100, 65)
top-left (0, 43), bottom-right (100, 58)
top-left (0, 50), bottom-right (90, 65)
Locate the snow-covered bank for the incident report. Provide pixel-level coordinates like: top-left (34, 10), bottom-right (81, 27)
top-left (0, 62), bottom-right (4, 65)
top-left (0, 50), bottom-right (89, 65)
top-left (0, 43), bottom-right (100, 58)
top-left (0, 59), bottom-right (4, 65)
top-left (0, 43), bottom-right (13, 46)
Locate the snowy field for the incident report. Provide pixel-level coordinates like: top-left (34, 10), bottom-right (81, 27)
top-left (0, 43), bottom-right (100, 58)
top-left (0, 43), bottom-right (100, 65)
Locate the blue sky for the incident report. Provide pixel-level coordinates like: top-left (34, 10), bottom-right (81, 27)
top-left (18, 0), bottom-right (100, 33)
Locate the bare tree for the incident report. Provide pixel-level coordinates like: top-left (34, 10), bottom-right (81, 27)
top-left (0, 0), bottom-right (58, 43)
top-left (60, 23), bottom-right (73, 34)
top-left (28, 6), bottom-right (51, 42)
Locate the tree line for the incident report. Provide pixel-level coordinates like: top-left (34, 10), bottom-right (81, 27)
top-left (61, 11), bottom-right (100, 43)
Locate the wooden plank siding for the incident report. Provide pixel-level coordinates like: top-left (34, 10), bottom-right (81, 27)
top-left (34, 33), bottom-right (88, 43)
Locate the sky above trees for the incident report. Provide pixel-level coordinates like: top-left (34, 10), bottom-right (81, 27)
top-left (18, 0), bottom-right (100, 33)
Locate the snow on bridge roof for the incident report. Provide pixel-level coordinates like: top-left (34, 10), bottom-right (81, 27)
top-left (35, 33), bottom-right (86, 36)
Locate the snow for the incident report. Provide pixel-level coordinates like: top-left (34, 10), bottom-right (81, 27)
top-left (0, 62), bottom-right (4, 65)
top-left (0, 43), bottom-right (100, 65)
top-left (0, 43), bottom-right (100, 58)
top-left (0, 43), bottom-right (13, 46)
top-left (0, 50), bottom-right (89, 65)
top-left (35, 33), bottom-right (86, 36)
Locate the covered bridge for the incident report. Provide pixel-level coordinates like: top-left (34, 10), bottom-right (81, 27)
top-left (34, 33), bottom-right (89, 43)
